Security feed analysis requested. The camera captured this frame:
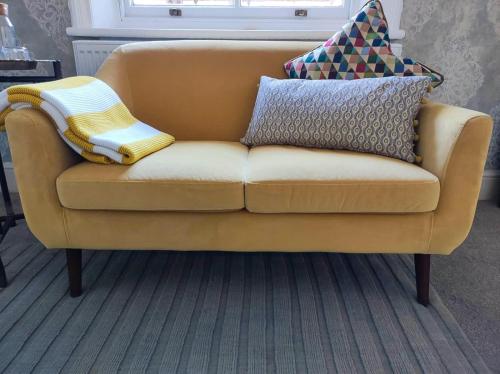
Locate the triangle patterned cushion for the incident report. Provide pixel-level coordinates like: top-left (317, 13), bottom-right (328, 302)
top-left (284, 0), bottom-right (443, 86)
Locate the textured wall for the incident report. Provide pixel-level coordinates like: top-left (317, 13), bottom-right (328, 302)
top-left (0, 0), bottom-right (75, 162)
top-left (0, 0), bottom-right (498, 169)
top-left (401, 0), bottom-right (500, 169)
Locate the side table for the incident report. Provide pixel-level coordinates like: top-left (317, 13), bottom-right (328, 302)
top-left (0, 60), bottom-right (62, 288)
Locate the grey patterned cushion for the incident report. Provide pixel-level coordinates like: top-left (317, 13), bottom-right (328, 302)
top-left (241, 76), bottom-right (431, 163)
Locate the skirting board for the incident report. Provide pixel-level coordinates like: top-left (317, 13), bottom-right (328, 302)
top-left (480, 169), bottom-right (500, 201)
top-left (3, 162), bottom-right (500, 201)
top-left (4, 162), bottom-right (17, 193)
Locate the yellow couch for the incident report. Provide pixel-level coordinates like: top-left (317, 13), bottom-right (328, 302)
top-left (5, 41), bottom-right (492, 305)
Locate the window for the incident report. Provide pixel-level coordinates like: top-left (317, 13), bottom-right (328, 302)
top-left (132, 0), bottom-right (343, 6)
top-left (122, 0), bottom-right (352, 32)
top-left (68, 0), bottom-right (407, 41)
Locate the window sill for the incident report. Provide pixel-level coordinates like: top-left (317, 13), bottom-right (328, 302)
top-left (66, 27), bottom-right (405, 40)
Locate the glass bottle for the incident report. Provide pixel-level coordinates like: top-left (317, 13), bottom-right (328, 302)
top-left (0, 3), bottom-right (30, 60)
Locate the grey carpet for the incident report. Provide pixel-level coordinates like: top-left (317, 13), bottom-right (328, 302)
top-left (0, 231), bottom-right (491, 374)
top-left (429, 201), bottom-right (500, 372)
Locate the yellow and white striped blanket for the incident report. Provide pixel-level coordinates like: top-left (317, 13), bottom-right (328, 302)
top-left (0, 76), bottom-right (175, 164)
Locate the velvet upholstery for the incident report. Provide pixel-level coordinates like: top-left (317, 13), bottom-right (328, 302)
top-left (245, 145), bottom-right (439, 213)
top-left (5, 41), bottom-right (492, 256)
top-left (57, 141), bottom-right (247, 211)
top-left (57, 142), bottom-right (439, 214)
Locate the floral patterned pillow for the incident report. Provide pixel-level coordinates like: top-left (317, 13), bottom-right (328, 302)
top-left (284, 0), bottom-right (443, 87)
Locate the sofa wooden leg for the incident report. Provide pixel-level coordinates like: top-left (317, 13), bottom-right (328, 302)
top-left (0, 255), bottom-right (7, 288)
top-left (66, 249), bottom-right (82, 297)
top-left (414, 254), bottom-right (430, 306)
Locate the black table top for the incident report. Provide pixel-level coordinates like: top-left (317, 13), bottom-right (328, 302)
top-left (0, 59), bottom-right (59, 71)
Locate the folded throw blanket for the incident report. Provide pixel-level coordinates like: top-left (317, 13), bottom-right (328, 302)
top-left (0, 76), bottom-right (175, 164)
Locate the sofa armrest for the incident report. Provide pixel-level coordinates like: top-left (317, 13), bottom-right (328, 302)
top-left (5, 109), bottom-right (81, 248)
top-left (417, 101), bottom-right (493, 254)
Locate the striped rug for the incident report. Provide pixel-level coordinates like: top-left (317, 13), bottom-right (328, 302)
top-left (0, 225), bottom-right (490, 373)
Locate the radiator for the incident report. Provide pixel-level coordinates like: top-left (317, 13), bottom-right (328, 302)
top-left (72, 40), bottom-right (131, 76)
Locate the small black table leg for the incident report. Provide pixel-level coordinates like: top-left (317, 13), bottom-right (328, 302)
top-left (0, 151), bottom-right (14, 220)
top-left (0, 255), bottom-right (6, 288)
top-left (0, 150), bottom-right (13, 287)
top-left (53, 61), bottom-right (62, 80)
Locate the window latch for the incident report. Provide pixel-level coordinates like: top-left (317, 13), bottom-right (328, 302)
top-left (169, 8), bottom-right (182, 17)
top-left (294, 9), bottom-right (308, 17)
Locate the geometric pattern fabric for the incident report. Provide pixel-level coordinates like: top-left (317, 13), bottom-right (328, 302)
top-left (241, 75), bottom-right (432, 163)
top-left (284, 0), bottom-right (443, 87)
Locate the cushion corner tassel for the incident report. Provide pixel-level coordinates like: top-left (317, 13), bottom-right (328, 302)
top-left (0, 76), bottom-right (175, 165)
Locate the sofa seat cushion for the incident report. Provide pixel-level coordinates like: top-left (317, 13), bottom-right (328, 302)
top-left (245, 145), bottom-right (440, 213)
top-left (57, 141), bottom-right (248, 211)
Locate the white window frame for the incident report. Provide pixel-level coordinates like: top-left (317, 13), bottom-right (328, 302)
top-left (122, 0), bottom-right (351, 30)
top-left (67, 0), bottom-right (405, 41)
top-left (119, 0), bottom-right (353, 36)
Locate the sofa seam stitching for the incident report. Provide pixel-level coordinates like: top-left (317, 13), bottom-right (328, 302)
top-left (62, 208), bottom-right (71, 247)
top-left (11, 109), bottom-right (72, 248)
top-left (57, 180), bottom-right (244, 186)
top-left (119, 47), bottom-right (135, 114)
top-left (427, 115), bottom-right (489, 253)
top-left (438, 115), bottom-right (487, 191)
top-left (427, 211), bottom-right (435, 253)
top-left (246, 181), bottom-right (438, 186)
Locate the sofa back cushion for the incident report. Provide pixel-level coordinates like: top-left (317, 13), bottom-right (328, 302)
top-left (97, 40), bottom-right (317, 141)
